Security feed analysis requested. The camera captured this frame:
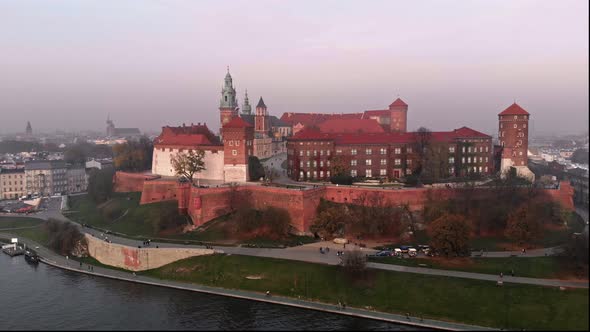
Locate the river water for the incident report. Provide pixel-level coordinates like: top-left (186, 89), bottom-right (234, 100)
top-left (0, 254), bottom-right (421, 330)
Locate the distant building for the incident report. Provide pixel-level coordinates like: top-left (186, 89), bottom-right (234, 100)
top-left (24, 160), bottom-right (88, 195)
top-left (0, 168), bottom-right (26, 200)
top-left (85, 159), bottom-right (114, 170)
top-left (564, 167), bottom-right (589, 209)
top-left (106, 116), bottom-right (141, 138)
top-left (25, 121), bottom-right (32, 136)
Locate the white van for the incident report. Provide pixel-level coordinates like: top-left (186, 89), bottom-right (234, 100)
top-left (393, 248), bottom-right (402, 257)
top-left (408, 248), bottom-right (418, 257)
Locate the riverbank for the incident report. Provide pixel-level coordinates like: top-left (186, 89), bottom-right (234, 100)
top-left (38, 256), bottom-right (493, 331)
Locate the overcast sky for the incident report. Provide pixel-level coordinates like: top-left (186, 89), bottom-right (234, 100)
top-left (0, 0), bottom-right (588, 136)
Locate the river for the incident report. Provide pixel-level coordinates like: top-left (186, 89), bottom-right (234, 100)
top-left (0, 254), bottom-right (422, 330)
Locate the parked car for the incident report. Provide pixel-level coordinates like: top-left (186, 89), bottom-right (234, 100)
top-left (408, 248), bottom-right (418, 257)
top-left (393, 248), bottom-right (402, 257)
top-left (368, 250), bottom-right (392, 257)
top-left (400, 245), bottom-right (412, 253)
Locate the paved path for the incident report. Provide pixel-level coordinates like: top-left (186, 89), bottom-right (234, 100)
top-left (0, 233), bottom-right (495, 331)
top-left (2, 199), bottom-right (588, 289)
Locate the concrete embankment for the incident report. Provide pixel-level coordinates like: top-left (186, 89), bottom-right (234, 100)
top-left (38, 256), bottom-right (495, 331)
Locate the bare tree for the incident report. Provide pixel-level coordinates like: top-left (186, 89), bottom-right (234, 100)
top-left (171, 149), bottom-right (206, 186)
top-left (413, 127), bottom-right (432, 185)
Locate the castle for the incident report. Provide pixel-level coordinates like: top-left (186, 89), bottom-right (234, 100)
top-left (151, 68), bottom-right (534, 184)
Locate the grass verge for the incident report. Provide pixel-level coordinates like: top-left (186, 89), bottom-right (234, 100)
top-left (142, 254), bottom-right (589, 331)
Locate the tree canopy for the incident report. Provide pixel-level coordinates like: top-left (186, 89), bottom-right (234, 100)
top-left (170, 149), bottom-right (206, 184)
top-left (113, 136), bottom-right (153, 172)
top-left (427, 213), bottom-right (472, 257)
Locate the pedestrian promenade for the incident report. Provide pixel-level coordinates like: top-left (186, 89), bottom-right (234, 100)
top-left (5, 234), bottom-right (496, 331)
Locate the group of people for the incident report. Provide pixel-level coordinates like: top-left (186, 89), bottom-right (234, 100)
top-left (319, 247), bottom-right (330, 254)
top-left (142, 240), bottom-right (151, 246)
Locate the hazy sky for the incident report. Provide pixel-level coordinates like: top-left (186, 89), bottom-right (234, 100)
top-left (0, 0), bottom-right (588, 136)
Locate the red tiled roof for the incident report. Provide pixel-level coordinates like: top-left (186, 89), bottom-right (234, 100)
top-left (363, 110), bottom-right (390, 117)
top-left (452, 126), bottom-right (492, 138)
top-left (280, 112), bottom-right (363, 126)
top-left (389, 98), bottom-right (408, 107)
top-left (289, 128), bottom-right (333, 141)
top-left (499, 103), bottom-right (529, 116)
top-left (318, 119), bottom-right (384, 134)
top-left (223, 116), bottom-right (253, 128)
top-left (154, 124), bottom-right (221, 147)
top-left (289, 126), bottom-right (490, 145)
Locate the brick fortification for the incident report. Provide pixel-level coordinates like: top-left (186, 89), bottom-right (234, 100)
top-left (121, 174), bottom-right (574, 234)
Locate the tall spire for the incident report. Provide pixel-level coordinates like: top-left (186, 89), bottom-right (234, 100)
top-left (220, 67), bottom-right (237, 109)
top-left (256, 96), bottom-right (266, 109)
top-left (242, 89), bottom-right (252, 115)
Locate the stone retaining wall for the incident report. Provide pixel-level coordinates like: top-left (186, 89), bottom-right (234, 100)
top-left (85, 234), bottom-right (216, 271)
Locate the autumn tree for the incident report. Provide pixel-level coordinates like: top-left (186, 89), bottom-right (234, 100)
top-left (310, 202), bottom-right (349, 239)
top-left (505, 205), bottom-right (543, 246)
top-left (170, 149), bottom-right (206, 186)
top-left (113, 136), bottom-right (153, 171)
top-left (87, 168), bottom-right (114, 204)
top-left (427, 213), bottom-right (472, 257)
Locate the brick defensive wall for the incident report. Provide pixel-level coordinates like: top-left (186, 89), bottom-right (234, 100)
top-left (114, 172), bottom-right (575, 234)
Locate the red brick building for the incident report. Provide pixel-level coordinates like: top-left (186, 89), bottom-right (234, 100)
top-left (222, 117), bottom-right (254, 182)
top-left (286, 126), bottom-right (493, 181)
top-left (498, 103), bottom-right (530, 173)
top-left (280, 98), bottom-right (409, 135)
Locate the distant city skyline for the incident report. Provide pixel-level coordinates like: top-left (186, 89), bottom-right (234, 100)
top-left (0, 0), bottom-right (587, 136)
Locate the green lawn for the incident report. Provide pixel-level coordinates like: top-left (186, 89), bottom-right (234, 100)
top-left (0, 216), bottom-right (47, 245)
top-left (0, 216), bottom-right (45, 230)
top-left (67, 192), bottom-right (190, 238)
top-left (143, 254), bottom-right (589, 331)
top-left (368, 256), bottom-right (564, 278)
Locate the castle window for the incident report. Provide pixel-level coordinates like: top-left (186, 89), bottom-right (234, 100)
top-left (394, 159), bottom-right (401, 165)
top-left (299, 151), bottom-right (303, 156)
top-left (229, 141), bottom-right (233, 146)
top-left (225, 96), bottom-right (227, 102)
top-left (327, 160), bottom-right (331, 167)
top-left (486, 146), bottom-right (489, 152)
top-left (479, 157), bottom-right (483, 163)
top-left (407, 168), bottom-right (413, 175)
top-left (351, 160), bottom-right (357, 166)
top-left (366, 159), bottom-right (372, 166)
top-left (380, 148), bottom-right (387, 154)
top-left (327, 150), bottom-right (331, 156)
top-left (500, 123), bottom-right (503, 129)
top-left (394, 148), bottom-right (401, 154)
top-left (523, 124), bottom-right (527, 128)
top-left (336, 149), bottom-right (342, 154)
top-left (351, 169), bottom-right (357, 177)
top-left (320, 161), bottom-right (324, 167)
top-left (380, 169), bottom-right (387, 176)
top-left (366, 148), bottom-right (372, 155)
top-left (479, 147), bottom-right (483, 152)
top-left (236, 141), bottom-right (240, 146)
top-left (306, 150), bottom-right (310, 156)
top-left (306, 161), bottom-right (310, 167)
top-left (327, 171), bottom-right (330, 177)
top-left (479, 166), bottom-right (483, 173)
top-left (320, 150), bottom-right (324, 156)
top-left (449, 157), bottom-right (455, 164)
top-left (514, 124), bottom-right (517, 128)
top-left (407, 159), bottom-right (412, 165)
top-left (485, 166), bottom-right (488, 172)
top-left (519, 151), bottom-right (523, 156)
top-left (232, 150), bottom-right (237, 156)
top-left (366, 169), bottom-right (372, 177)
top-left (449, 146), bottom-right (455, 153)
top-left (312, 160), bottom-right (317, 167)
top-left (300, 161), bottom-right (303, 167)
top-left (468, 146), bottom-right (471, 153)
top-left (462, 146), bottom-right (466, 153)
top-left (314, 150), bottom-right (317, 156)
top-left (462, 157), bottom-right (465, 163)
top-left (351, 149), bottom-right (357, 155)
top-left (380, 159), bottom-right (387, 165)
top-left (467, 157), bottom-right (471, 163)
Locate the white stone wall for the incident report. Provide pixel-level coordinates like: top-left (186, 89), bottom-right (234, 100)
top-left (224, 164), bottom-right (248, 182)
top-left (152, 147), bottom-right (224, 181)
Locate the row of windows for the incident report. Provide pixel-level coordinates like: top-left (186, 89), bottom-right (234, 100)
top-left (2, 187), bottom-right (24, 192)
top-left (461, 156), bottom-right (489, 164)
top-left (350, 169), bottom-right (411, 177)
top-left (499, 131), bottom-right (526, 138)
top-left (299, 170), bottom-right (332, 179)
top-left (298, 141), bottom-right (332, 146)
top-left (1, 174), bottom-right (24, 179)
top-left (227, 140), bottom-right (253, 147)
top-left (2, 181), bottom-right (23, 186)
top-left (461, 146), bottom-right (489, 153)
top-left (300, 160), bottom-right (332, 168)
top-left (299, 150), bottom-right (332, 157)
top-left (500, 123), bottom-right (527, 129)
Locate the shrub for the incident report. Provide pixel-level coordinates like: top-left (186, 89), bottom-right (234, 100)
top-left (44, 219), bottom-right (87, 256)
top-left (342, 249), bottom-right (367, 275)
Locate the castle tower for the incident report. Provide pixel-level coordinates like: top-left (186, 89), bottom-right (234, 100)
top-left (241, 90), bottom-right (252, 115)
top-left (389, 98), bottom-right (408, 133)
top-left (255, 96), bottom-right (270, 134)
top-left (25, 121), bottom-right (32, 135)
top-left (498, 103), bottom-right (534, 180)
top-left (222, 117), bottom-right (254, 182)
top-left (219, 67), bottom-right (239, 127)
